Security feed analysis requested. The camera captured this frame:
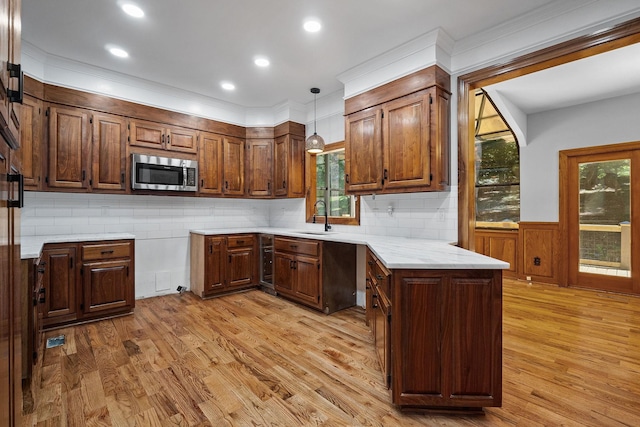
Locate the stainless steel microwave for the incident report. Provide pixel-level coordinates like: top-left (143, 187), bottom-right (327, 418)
top-left (131, 154), bottom-right (198, 192)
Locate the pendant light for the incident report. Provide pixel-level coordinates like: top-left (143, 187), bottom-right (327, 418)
top-left (305, 87), bottom-right (325, 154)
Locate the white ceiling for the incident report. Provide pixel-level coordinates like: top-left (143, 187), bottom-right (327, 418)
top-left (23, 0), bottom-right (564, 108)
top-left (485, 42), bottom-right (640, 115)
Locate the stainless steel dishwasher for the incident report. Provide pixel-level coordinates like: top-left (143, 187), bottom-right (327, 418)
top-left (259, 234), bottom-right (275, 294)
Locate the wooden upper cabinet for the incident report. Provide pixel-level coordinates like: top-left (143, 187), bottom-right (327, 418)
top-left (129, 119), bottom-right (164, 150)
top-left (344, 66), bottom-right (450, 195)
top-left (345, 108), bottom-right (383, 193)
top-left (274, 135), bottom-right (288, 196)
top-left (129, 119), bottom-right (197, 154)
top-left (91, 112), bottom-right (127, 192)
top-left (18, 95), bottom-right (43, 190)
top-left (288, 135), bottom-right (305, 198)
top-left (166, 125), bottom-right (197, 153)
top-left (246, 138), bottom-right (273, 197)
top-left (383, 91), bottom-right (431, 189)
top-left (0, 0), bottom-right (21, 149)
top-left (47, 104), bottom-right (91, 189)
top-left (274, 134), bottom-right (305, 198)
top-left (198, 131), bottom-right (223, 195)
top-left (222, 136), bottom-right (245, 196)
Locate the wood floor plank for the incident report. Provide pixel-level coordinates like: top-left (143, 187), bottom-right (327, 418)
top-left (25, 279), bottom-right (640, 426)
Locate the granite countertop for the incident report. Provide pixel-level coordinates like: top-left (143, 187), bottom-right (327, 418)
top-left (190, 228), bottom-right (509, 270)
top-left (21, 233), bottom-right (136, 259)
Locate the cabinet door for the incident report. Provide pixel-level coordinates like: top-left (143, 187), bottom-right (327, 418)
top-left (129, 119), bottom-right (165, 150)
top-left (345, 108), bottom-right (383, 192)
top-left (18, 95), bottom-right (43, 190)
top-left (0, 0), bottom-right (20, 148)
top-left (47, 105), bottom-right (91, 189)
top-left (42, 246), bottom-right (77, 322)
top-left (0, 128), bottom-right (10, 427)
top-left (274, 135), bottom-right (305, 198)
top-left (365, 277), bottom-right (374, 328)
top-left (294, 255), bottom-right (321, 308)
top-left (199, 131), bottom-right (223, 195)
top-left (222, 136), bottom-right (245, 195)
top-left (383, 92), bottom-right (431, 189)
top-left (92, 112), bottom-right (127, 191)
top-left (374, 291), bottom-right (391, 388)
top-left (273, 135), bottom-right (288, 197)
top-left (274, 252), bottom-right (295, 295)
top-left (246, 139), bottom-right (273, 197)
top-left (227, 247), bottom-right (254, 288)
top-left (204, 237), bottom-right (225, 294)
top-left (287, 135), bottom-right (305, 198)
top-left (81, 259), bottom-right (131, 315)
top-left (167, 125), bottom-right (197, 154)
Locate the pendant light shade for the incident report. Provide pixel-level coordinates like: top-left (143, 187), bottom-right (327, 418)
top-left (305, 87), bottom-right (325, 154)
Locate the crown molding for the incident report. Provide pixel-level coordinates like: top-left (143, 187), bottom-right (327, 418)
top-left (337, 28), bottom-right (454, 99)
top-left (452, 0), bottom-right (640, 75)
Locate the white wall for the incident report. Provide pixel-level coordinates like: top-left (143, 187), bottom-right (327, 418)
top-left (22, 192), bottom-right (270, 299)
top-left (520, 91), bottom-right (640, 222)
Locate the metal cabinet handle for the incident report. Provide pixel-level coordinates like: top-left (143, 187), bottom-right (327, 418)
top-left (101, 250), bottom-right (114, 255)
top-left (167, 135), bottom-right (171, 145)
top-left (7, 173), bottom-right (23, 208)
top-left (7, 62), bottom-right (23, 103)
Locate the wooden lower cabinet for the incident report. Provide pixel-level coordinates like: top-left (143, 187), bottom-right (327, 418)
top-left (190, 233), bottom-right (257, 298)
top-left (21, 257), bottom-right (45, 382)
top-left (42, 245), bottom-right (78, 327)
top-left (367, 249), bottom-right (392, 388)
top-left (391, 269), bottom-right (502, 411)
top-left (40, 240), bottom-right (135, 329)
top-left (274, 237), bottom-right (356, 314)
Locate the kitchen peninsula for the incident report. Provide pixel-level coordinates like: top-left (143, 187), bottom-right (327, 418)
top-left (190, 228), bottom-right (508, 412)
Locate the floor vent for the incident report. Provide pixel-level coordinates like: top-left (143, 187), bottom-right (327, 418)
top-left (46, 335), bottom-right (65, 348)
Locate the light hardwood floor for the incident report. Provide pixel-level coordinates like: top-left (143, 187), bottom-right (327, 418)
top-left (22, 278), bottom-right (640, 426)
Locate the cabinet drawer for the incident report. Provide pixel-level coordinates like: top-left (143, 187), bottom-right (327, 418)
top-left (227, 234), bottom-right (255, 248)
top-left (275, 237), bottom-right (319, 257)
top-left (82, 242), bottom-right (132, 261)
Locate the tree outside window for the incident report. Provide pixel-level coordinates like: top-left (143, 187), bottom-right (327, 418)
top-left (306, 142), bottom-right (360, 225)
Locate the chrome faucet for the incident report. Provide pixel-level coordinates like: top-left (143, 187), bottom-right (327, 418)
top-left (312, 200), bottom-right (331, 232)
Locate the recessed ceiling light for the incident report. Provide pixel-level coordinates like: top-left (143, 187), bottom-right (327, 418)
top-left (221, 82), bottom-right (235, 91)
top-left (122, 3), bottom-right (144, 18)
top-left (303, 19), bottom-right (322, 33)
top-left (108, 47), bottom-right (129, 58)
top-left (254, 57), bottom-right (270, 67)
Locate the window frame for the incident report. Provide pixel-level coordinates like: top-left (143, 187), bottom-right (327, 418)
top-left (305, 141), bottom-right (361, 226)
top-left (474, 90), bottom-right (520, 228)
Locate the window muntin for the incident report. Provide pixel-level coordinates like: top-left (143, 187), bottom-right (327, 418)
top-left (474, 90), bottom-right (520, 224)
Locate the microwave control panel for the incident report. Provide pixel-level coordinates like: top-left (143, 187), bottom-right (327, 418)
top-left (186, 168), bottom-right (197, 186)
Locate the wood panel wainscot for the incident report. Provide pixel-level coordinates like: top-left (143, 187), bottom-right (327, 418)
top-left (519, 222), bottom-right (560, 284)
top-left (475, 228), bottom-right (518, 279)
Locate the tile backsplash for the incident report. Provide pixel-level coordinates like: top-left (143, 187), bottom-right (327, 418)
top-left (22, 189), bottom-right (457, 299)
top-left (269, 190), bottom-right (458, 242)
top-left (22, 192), bottom-right (270, 299)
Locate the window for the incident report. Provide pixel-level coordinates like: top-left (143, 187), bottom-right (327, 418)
top-left (474, 90), bottom-right (520, 226)
top-left (306, 141), bottom-right (360, 225)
